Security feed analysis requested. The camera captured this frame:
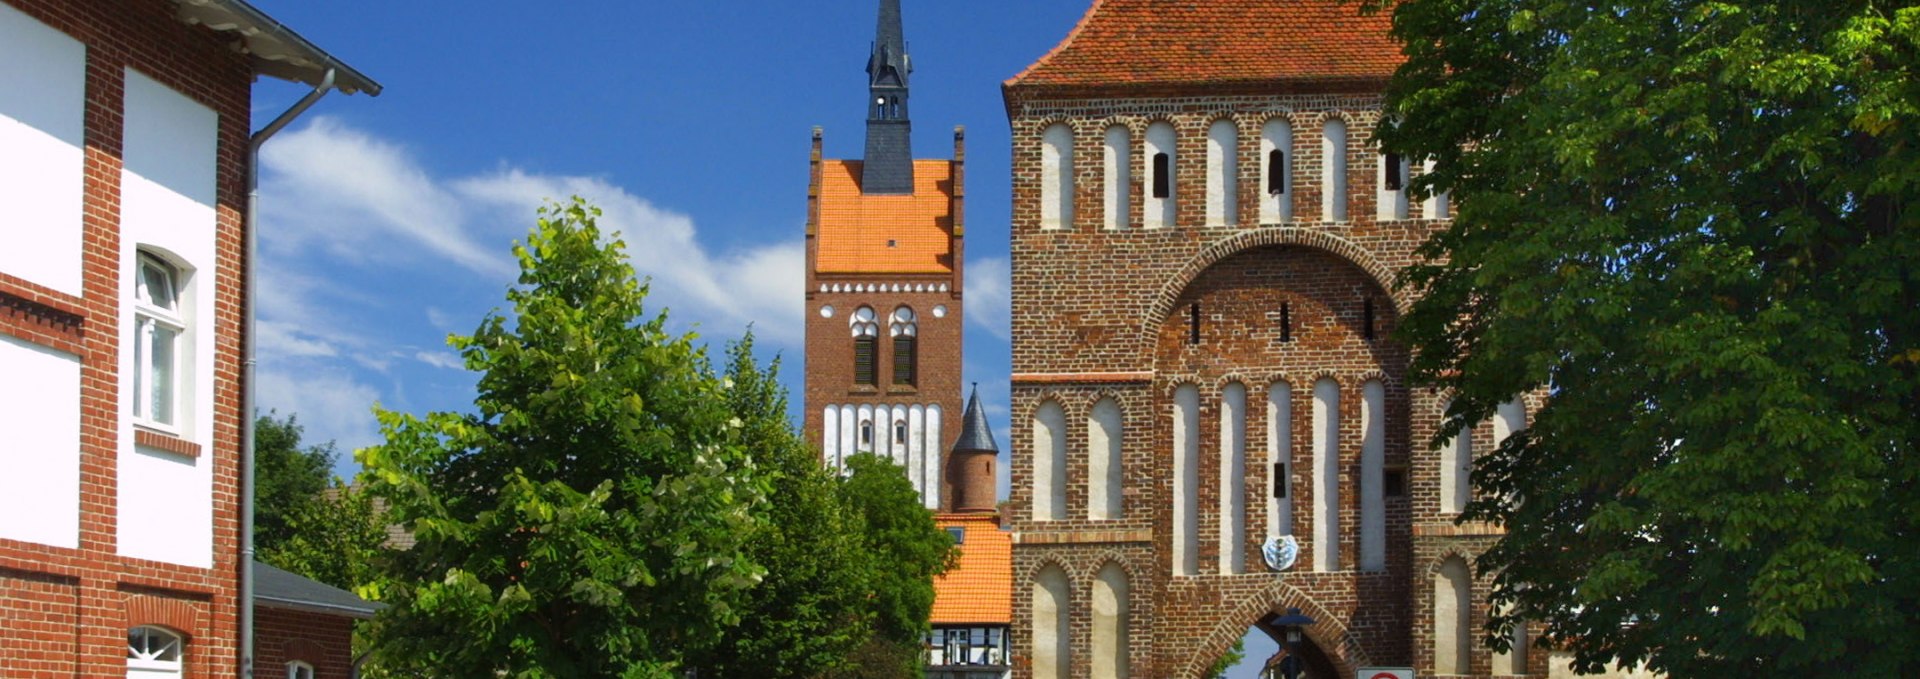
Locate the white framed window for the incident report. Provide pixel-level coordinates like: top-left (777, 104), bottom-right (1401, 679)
top-left (127, 625), bottom-right (183, 677)
top-left (132, 252), bottom-right (184, 432)
top-left (287, 660), bottom-right (315, 679)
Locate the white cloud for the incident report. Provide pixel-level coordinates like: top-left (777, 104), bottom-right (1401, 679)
top-left (256, 319), bottom-right (337, 358)
top-left (414, 351), bottom-right (464, 371)
top-left (259, 117), bottom-right (805, 346)
top-left (256, 368), bottom-right (383, 453)
top-left (964, 256), bottom-right (1010, 341)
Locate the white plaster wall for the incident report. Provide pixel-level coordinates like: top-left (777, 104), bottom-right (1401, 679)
top-left (838, 405), bottom-right (856, 465)
top-left (1090, 562), bottom-right (1130, 679)
top-left (823, 405), bottom-right (841, 469)
top-left (922, 404), bottom-right (941, 509)
top-left (908, 405), bottom-right (927, 507)
top-left (0, 336), bottom-right (82, 548)
top-left (1422, 158), bottom-right (1451, 219)
top-left (1495, 398), bottom-right (1527, 445)
top-left (1032, 565), bottom-right (1072, 679)
top-left (1040, 123), bottom-right (1074, 230)
top-left (1435, 556), bottom-right (1472, 675)
top-left (1322, 120), bottom-right (1349, 222)
top-left (1441, 400), bottom-right (1472, 514)
top-left (1219, 381), bottom-right (1247, 574)
top-left (1492, 606), bottom-right (1530, 675)
top-left (1260, 119), bottom-right (1293, 223)
top-left (1144, 122), bottom-right (1177, 229)
top-left (117, 69), bottom-right (219, 569)
top-left (857, 404), bottom-right (875, 453)
top-left (1378, 152), bottom-right (1410, 220)
top-left (1033, 400), bottom-right (1068, 521)
top-left (1088, 397), bottom-right (1123, 520)
top-left (1546, 652), bottom-right (1660, 679)
top-left (1173, 384), bottom-right (1200, 575)
top-left (890, 405), bottom-right (908, 469)
top-left (0, 3), bottom-right (87, 296)
top-left (1103, 125), bottom-right (1130, 230)
top-left (1360, 379), bottom-right (1386, 572)
top-left (1205, 119), bottom-right (1237, 226)
top-left (1312, 378), bottom-right (1340, 571)
top-left (1267, 381), bottom-right (1293, 539)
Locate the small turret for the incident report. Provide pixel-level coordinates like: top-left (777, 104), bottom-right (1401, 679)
top-left (946, 384), bottom-right (998, 513)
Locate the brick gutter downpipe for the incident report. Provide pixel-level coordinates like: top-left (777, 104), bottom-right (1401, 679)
top-left (242, 67), bottom-right (336, 679)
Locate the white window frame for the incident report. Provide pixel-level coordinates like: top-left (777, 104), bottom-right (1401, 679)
top-left (132, 252), bottom-right (185, 434)
top-left (287, 660), bottom-right (315, 679)
top-left (127, 625), bottom-right (184, 676)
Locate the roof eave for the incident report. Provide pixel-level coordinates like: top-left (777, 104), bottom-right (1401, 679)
top-left (173, 0), bottom-right (382, 96)
top-left (254, 596), bottom-right (382, 620)
top-left (1004, 74), bottom-right (1393, 117)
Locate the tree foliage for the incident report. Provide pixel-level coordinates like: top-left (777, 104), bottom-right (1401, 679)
top-left (357, 199), bottom-right (765, 677)
top-left (824, 453), bottom-right (957, 679)
top-left (254, 412), bottom-right (387, 592)
top-left (253, 412), bottom-right (335, 552)
top-left (686, 336), bottom-right (875, 678)
top-left (1378, 0), bottom-right (1920, 674)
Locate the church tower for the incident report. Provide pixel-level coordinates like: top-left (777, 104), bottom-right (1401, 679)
top-left (803, 0), bottom-right (966, 511)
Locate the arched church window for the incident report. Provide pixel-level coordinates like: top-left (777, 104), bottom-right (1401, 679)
top-left (890, 306), bottom-right (917, 385)
top-left (851, 306), bottom-right (878, 385)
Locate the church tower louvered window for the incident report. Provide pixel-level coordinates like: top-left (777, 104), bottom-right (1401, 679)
top-left (891, 306), bottom-right (917, 385)
top-left (851, 306), bottom-right (879, 385)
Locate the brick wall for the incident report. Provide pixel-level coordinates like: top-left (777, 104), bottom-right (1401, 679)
top-left (1005, 87), bottom-right (1534, 679)
top-left (254, 607), bottom-right (357, 679)
top-left (0, 0), bottom-right (253, 674)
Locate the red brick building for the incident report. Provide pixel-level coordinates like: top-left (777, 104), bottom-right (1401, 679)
top-left (1001, 2), bottom-right (1540, 677)
top-left (803, 0), bottom-right (967, 512)
top-left (0, 1), bottom-right (376, 676)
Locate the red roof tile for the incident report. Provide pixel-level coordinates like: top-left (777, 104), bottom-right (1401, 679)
top-left (1006, 0), bottom-right (1402, 92)
top-left (815, 159), bottom-right (956, 275)
top-left (931, 514), bottom-right (1012, 625)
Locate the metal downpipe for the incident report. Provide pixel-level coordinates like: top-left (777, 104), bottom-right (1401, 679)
top-left (242, 67), bottom-right (335, 679)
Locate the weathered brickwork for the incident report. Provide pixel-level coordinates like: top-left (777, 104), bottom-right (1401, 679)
top-left (0, 0), bottom-right (253, 674)
top-left (1006, 80), bottom-right (1539, 678)
top-left (255, 607), bottom-right (357, 678)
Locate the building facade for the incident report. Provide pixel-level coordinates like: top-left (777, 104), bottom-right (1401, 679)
top-left (803, 0), bottom-right (967, 511)
top-left (1001, 2), bottom-right (1541, 677)
top-left (0, 1), bottom-right (375, 676)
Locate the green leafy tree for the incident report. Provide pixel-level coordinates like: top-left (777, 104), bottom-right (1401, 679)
top-left (687, 335), bottom-right (875, 677)
top-left (253, 412), bottom-right (335, 552)
top-left (1378, 0), bottom-right (1920, 675)
top-left (357, 199), bottom-right (765, 678)
top-left (1203, 637), bottom-right (1245, 679)
top-left (253, 412), bottom-right (387, 592)
top-left (826, 453), bottom-right (957, 679)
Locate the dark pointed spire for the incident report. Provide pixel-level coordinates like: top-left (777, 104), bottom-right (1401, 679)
top-left (952, 383), bottom-right (997, 454)
top-left (862, 0), bottom-right (914, 194)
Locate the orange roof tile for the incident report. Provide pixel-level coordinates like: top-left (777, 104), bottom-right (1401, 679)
top-left (815, 159), bottom-right (955, 275)
top-left (931, 514), bottom-right (1012, 625)
top-left (1006, 0), bottom-right (1402, 91)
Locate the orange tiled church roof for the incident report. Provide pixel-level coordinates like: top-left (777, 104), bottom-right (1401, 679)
top-left (815, 159), bottom-right (955, 275)
top-left (1006, 0), bottom-right (1402, 91)
top-left (931, 514), bottom-right (1012, 625)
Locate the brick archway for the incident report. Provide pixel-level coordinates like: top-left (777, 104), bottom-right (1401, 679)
top-left (1143, 227), bottom-right (1408, 343)
top-left (1176, 580), bottom-right (1372, 679)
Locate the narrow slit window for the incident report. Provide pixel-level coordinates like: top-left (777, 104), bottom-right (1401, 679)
top-left (1385, 468), bottom-right (1408, 497)
top-left (1188, 302), bottom-right (1201, 345)
top-left (1273, 462), bottom-right (1287, 498)
top-left (895, 422), bottom-right (909, 445)
top-left (1384, 152), bottom-right (1403, 190)
top-left (1267, 149), bottom-right (1287, 194)
top-left (1363, 297), bottom-right (1377, 340)
top-left (1152, 152), bottom-right (1171, 198)
top-left (1280, 302), bottom-right (1293, 343)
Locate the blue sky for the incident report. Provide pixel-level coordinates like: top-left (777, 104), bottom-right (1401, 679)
top-left (247, 2), bottom-right (1281, 672)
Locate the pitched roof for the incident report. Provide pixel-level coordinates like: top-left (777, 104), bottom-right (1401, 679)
top-left (1005, 0), bottom-right (1401, 93)
top-left (252, 560), bottom-right (382, 619)
top-left (815, 159), bottom-right (955, 275)
top-left (931, 514), bottom-right (1012, 625)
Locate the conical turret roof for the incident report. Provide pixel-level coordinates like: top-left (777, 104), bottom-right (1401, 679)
top-left (952, 384), bottom-right (998, 453)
